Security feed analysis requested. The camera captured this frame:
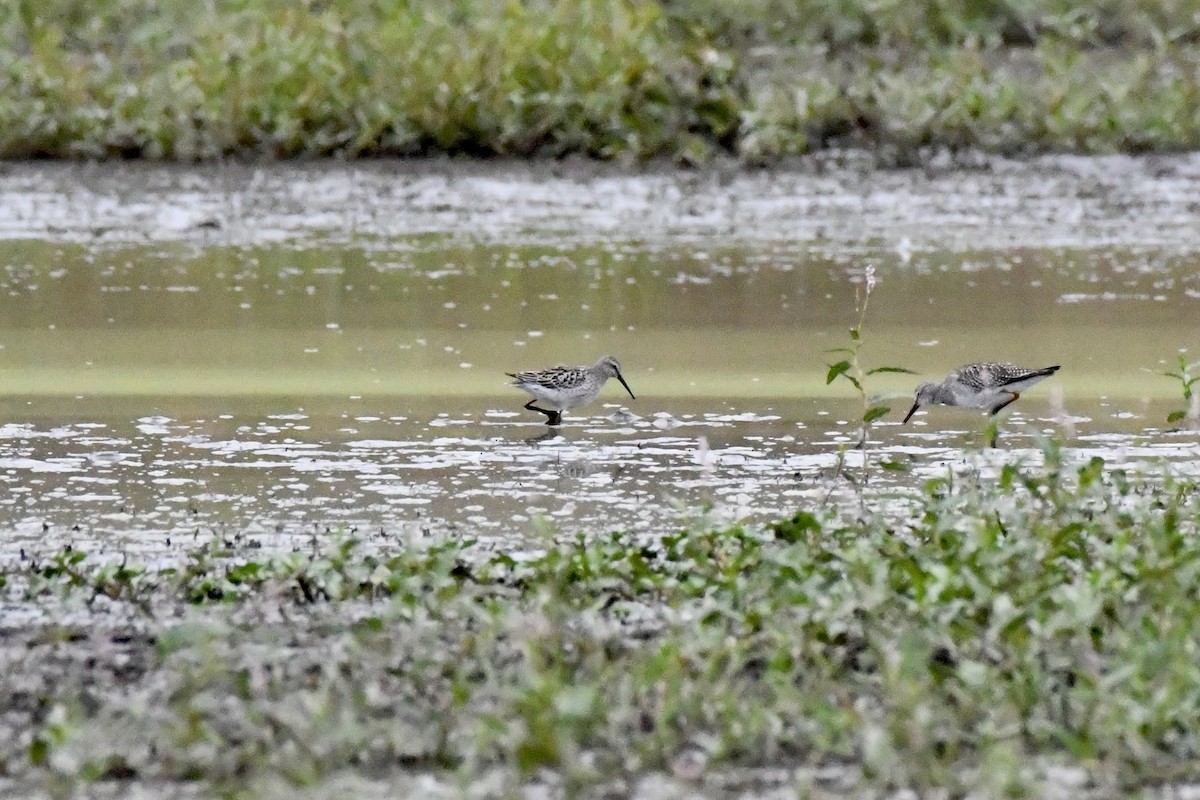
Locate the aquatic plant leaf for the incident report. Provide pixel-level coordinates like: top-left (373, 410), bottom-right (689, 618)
top-left (1077, 456), bottom-right (1106, 488)
top-left (866, 366), bottom-right (917, 375)
top-left (771, 510), bottom-right (821, 542)
top-left (826, 360), bottom-right (852, 384)
top-left (28, 737), bottom-right (49, 766)
top-left (863, 405), bottom-right (890, 423)
top-left (353, 617), bottom-right (384, 635)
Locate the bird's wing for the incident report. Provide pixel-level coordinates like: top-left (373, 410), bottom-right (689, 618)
top-left (955, 362), bottom-right (1044, 390)
top-left (951, 362), bottom-right (1000, 391)
top-left (511, 366), bottom-right (587, 390)
top-left (996, 364), bottom-right (1058, 387)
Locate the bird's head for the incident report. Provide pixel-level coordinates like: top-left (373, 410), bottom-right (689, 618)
top-left (595, 355), bottom-right (635, 399)
top-left (903, 382), bottom-right (937, 423)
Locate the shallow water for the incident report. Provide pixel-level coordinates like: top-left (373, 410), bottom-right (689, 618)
top-left (1, 394), bottom-right (1196, 559)
top-left (2, 158), bottom-right (1199, 560)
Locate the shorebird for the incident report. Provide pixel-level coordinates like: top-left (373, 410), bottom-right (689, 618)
top-left (903, 362), bottom-right (1060, 423)
top-left (507, 355), bottom-right (635, 426)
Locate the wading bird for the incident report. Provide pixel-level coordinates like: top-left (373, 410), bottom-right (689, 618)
top-left (903, 362), bottom-right (1061, 423)
top-left (507, 355), bottom-right (636, 426)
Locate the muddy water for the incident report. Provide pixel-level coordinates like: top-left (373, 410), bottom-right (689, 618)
top-left (2, 158), bottom-right (1199, 559)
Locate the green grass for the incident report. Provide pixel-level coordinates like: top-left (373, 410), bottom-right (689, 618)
top-left (7, 444), bottom-right (1200, 795)
top-left (3, 0), bottom-right (1200, 161)
top-left (0, 0), bottom-right (738, 160)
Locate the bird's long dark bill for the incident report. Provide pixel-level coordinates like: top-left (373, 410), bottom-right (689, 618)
top-left (902, 401), bottom-right (920, 423)
top-left (616, 371), bottom-right (636, 399)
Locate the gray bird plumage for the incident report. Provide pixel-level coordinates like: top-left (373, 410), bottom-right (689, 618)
top-left (903, 362), bottom-right (1060, 423)
top-left (507, 355), bottom-right (635, 426)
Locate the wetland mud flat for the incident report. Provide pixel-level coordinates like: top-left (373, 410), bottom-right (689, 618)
top-left (2, 156), bottom-right (1200, 798)
top-left (4, 154), bottom-right (1200, 251)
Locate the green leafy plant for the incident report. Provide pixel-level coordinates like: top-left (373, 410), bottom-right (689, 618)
top-left (7, 454), bottom-right (1200, 795)
top-left (1163, 353), bottom-right (1199, 426)
top-left (3, 0), bottom-right (1200, 161)
top-left (825, 264), bottom-right (914, 483)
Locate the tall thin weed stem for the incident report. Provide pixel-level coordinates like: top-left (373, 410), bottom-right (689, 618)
top-left (825, 265), bottom-right (914, 489)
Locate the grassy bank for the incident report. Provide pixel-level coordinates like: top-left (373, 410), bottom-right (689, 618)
top-left (2, 0), bottom-right (1199, 161)
top-left (5, 446), bottom-right (1200, 796)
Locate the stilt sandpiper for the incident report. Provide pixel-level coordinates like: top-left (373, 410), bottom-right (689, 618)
top-left (903, 362), bottom-right (1060, 423)
top-left (507, 355), bottom-right (636, 426)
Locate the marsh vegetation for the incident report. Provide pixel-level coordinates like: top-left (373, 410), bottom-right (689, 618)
top-left (4, 0), bottom-right (1200, 161)
top-left (6, 450), bottom-right (1200, 798)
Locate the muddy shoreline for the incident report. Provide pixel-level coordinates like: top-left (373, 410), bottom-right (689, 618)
top-left (3, 154), bottom-right (1200, 251)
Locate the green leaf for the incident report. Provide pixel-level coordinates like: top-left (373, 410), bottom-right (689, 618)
top-left (863, 405), bottom-right (890, 423)
top-left (1167, 410), bottom-right (1187, 423)
top-left (849, 328), bottom-right (860, 341)
top-left (880, 459), bottom-right (910, 472)
top-left (353, 616), bottom-right (385, 635)
top-left (866, 366), bottom-right (918, 375)
top-left (825, 346), bottom-right (853, 355)
top-left (29, 737), bottom-right (49, 766)
top-left (771, 510), bottom-right (822, 543)
top-left (1077, 456), bottom-right (1105, 487)
top-left (826, 360), bottom-right (852, 385)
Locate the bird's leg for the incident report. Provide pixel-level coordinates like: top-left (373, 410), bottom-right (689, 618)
top-left (524, 400), bottom-right (559, 425)
top-left (989, 392), bottom-right (1020, 415)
